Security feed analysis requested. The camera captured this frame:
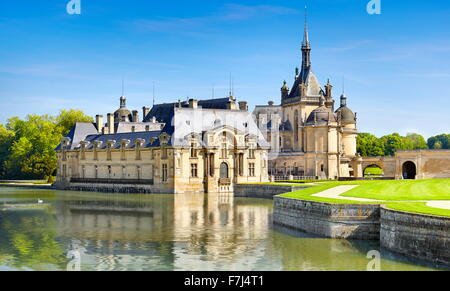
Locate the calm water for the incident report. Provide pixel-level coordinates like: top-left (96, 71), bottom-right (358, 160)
top-left (0, 187), bottom-right (444, 271)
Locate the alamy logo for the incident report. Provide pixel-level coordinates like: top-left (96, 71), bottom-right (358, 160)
top-left (367, 250), bottom-right (381, 271)
top-left (67, 0), bottom-right (81, 15)
top-left (367, 0), bottom-right (381, 15)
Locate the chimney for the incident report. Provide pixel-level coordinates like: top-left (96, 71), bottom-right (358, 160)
top-left (152, 116), bottom-right (157, 124)
top-left (132, 110), bottom-right (139, 123)
top-left (238, 101), bottom-right (248, 111)
top-left (142, 107), bottom-right (150, 120)
top-left (96, 115), bottom-right (104, 134)
top-left (107, 113), bottom-right (114, 134)
top-left (189, 99), bottom-right (198, 109)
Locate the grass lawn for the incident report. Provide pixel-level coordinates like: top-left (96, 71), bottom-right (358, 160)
top-left (278, 179), bottom-right (450, 217)
top-left (384, 202), bottom-right (450, 218)
top-left (364, 166), bottom-right (384, 177)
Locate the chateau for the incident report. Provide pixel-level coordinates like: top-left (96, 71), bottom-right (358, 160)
top-left (55, 18), bottom-right (450, 193)
top-left (254, 19), bottom-right (360, 179)
top-left (55, 96), bottom-right (270, 194)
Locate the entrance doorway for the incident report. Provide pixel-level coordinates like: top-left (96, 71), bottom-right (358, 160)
top-left (402, 161), bottom-right (417, 180)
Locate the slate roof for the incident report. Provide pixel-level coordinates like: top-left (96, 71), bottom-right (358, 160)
top-left (55, 122), bottom-right (98, 151)
top-left (83, 131), bottom-right (163, 150)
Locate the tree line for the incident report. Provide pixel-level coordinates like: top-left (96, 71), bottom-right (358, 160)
top-left (0, 110), bottom-right (93, 180)
top-left (357, 132), bottom-right (450, 157)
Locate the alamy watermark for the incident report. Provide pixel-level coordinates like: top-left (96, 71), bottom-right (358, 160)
top-left (367, 250), bottom-right (381, 271)
top-left (367, 0), bottom-right (381, 15)
top-left (67, 0), bottom-right (81, 15)
top-left (66, 240), bottom-right (84, 271)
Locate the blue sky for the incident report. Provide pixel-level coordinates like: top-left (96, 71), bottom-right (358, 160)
top-left (0, 0), bottom-right (449, 138)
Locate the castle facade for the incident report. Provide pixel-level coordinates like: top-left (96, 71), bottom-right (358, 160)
top-left (55, 97), bottom-right (270, 194)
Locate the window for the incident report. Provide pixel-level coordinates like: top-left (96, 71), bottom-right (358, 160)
top-left (131, 126), bottom-right (136, 133)
top-left (190, 143), bottom-right (197, 158)
top-left (220, 162), bottom-right (229, 179)
top-left (162, 147), bottom-right (168, 159)
top-left (248, 145), bottom-right (255, 159)
top-left (162, 164), bottom-right (168, 182)
top-left (321, 164), bottom-right (324, 172)
top-left (62, 165), bottom-right (67, 178)
top-left (81, 166), bottom-right (85, 179)
top-left (191, 164), bottom-right (198, 178)
top-left (249, 163), bottom-right (255, 177)
top-left (136, 141), bottom-right (142, 160)
top-left (93, 145), bottom-right (98, 161)
top-left (121, 143), bottom-right (126, 161)
top-left (145, 125), bottom-right (150, 132)
top-left (108, 166), bottom-right (112, 178)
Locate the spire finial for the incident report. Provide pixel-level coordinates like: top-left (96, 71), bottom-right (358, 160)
top-left (152, 81), bottom-right (156, 106)
top-left (121, 77), bottom-right (125, 97)
top-left (302, 5), bottom-right (310, 47)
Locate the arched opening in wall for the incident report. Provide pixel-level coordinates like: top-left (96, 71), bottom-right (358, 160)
top-left (220, 162), bottom-right (229, 179)
top-left (402, 161), bottom-right (417, 180)
top-left (364, 165), bottom-right (384, 178)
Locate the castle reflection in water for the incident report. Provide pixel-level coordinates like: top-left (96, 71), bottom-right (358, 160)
top-left (55, 193), bottom-right (273, 271)
top-left (47, 192), bottom-right (436, 271)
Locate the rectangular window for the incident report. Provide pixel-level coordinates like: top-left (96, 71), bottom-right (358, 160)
top-left (249, 146), bottom-right (255, 159)
top-left (191, 164), bottom-right (198, 178)
top-left (249, 163), bottom-right (255, 177)
top-left (136, 143), bottom-right (142, 160)
top-left (190, 143), bottom-right (197, 158)
top-left (93, 146), bottom-right (98, 161)
top-left (162, 164), bottom-right (168, 182)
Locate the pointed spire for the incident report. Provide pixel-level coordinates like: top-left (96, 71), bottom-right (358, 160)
top-left (301, 5), bottom-right (311, 69)
top-left (302, 5), bottom-right (310, 48)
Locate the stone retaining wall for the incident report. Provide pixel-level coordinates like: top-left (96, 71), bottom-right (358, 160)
top-left (273, 196), bottom-right (380, 240)
top-left (63, 183), bottom-right (172, 194)
top-left (234, 184), bottom-right (309, 199)
top-left (381, 207), bottom-right (450, 266)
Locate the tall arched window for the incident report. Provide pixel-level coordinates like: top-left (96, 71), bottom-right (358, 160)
top-left (220, 162), bottom-right (229, 179)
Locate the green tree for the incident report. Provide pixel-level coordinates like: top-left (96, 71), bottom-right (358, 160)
top-left (56, 109), bottom-right (93, 136)
top-left (380, 133), bottom-right (407, 156)
top-left (427, 134), bottom-right (450, 149)
top-left (404, 133), bottom-right (428, 150)
top-left (357, 133), bottom-right (385, 157)
top-left (1, 110), bottom-right (92, 180)
top-left (0, 125), bottom-right (14, 178)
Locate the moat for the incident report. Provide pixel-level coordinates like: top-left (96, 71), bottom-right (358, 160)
top-left (0, 187), bottom-right (444, 271)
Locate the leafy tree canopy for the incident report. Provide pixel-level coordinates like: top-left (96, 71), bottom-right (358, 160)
top-left (0, 110), bottom-right (92, 179)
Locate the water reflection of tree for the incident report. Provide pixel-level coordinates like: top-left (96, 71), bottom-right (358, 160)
top-left (0, 210), bottom-right (67, 270)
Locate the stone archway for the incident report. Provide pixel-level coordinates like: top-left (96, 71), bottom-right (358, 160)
top-left (402, 161), bottom-right (417, 180)
top-left (363, 164), bottom-right (384, 178)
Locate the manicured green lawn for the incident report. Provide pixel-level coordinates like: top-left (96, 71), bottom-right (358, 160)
top-left (385, 202), bottom-right (450, 218)
top-left (278, 179), bottom-right (450, 217)
top-left (343, 179), bottom-right (450, 201)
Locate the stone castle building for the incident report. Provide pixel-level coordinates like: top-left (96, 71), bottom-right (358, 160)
top-left (254, 19), bottom-right (360, 179)
top-left (55, 97), bottom-right (269, 194)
